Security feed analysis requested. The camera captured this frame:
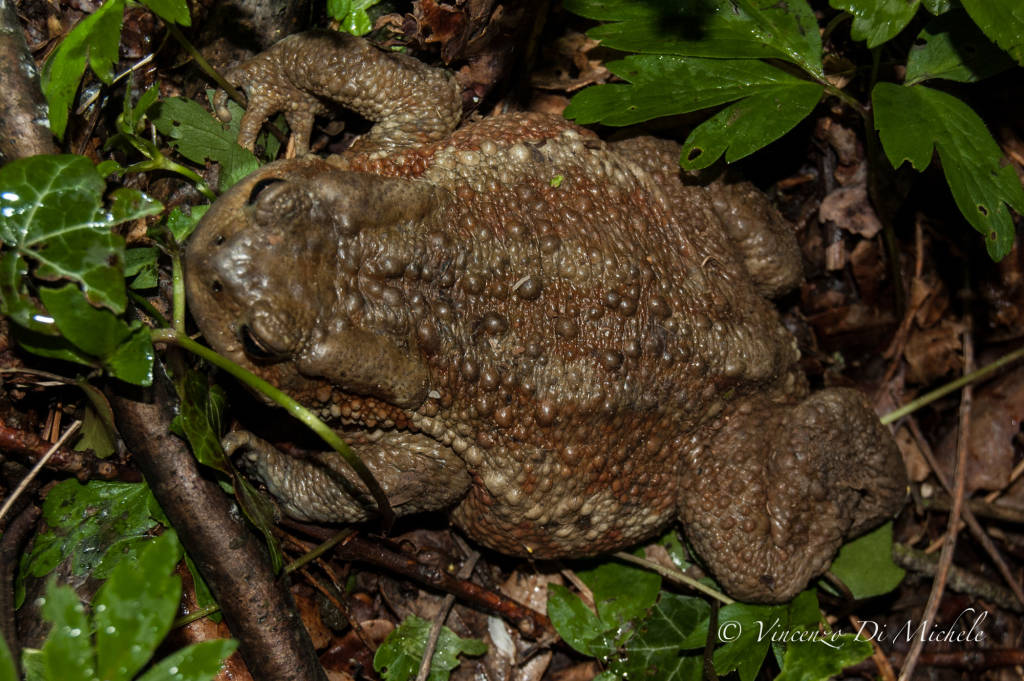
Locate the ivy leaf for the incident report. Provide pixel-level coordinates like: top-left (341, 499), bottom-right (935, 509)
top-left (921, 0), bottom-right (954, 15)
top-left (906, 11), bottom-right (1017, 84)
top-left (151, 97), bottom-right (259, 191)
top-left (565, 0), bottom-right (823, 77)
top-left (960, 0), bottom-right (1024, 66)
top-left (873, 82), bottom-right (1024, 260)
top-left (373, 616), bottom-right (486, 681)
top-left (829, 0), bottom-right (921, 48)
top-left (829, 522), bottom-right (905, 599)
top-left (547, 584), bottom-right (606, 656)
top-left (775, 634), bottom-right (872, 681)
top-left (0, 155), bottom-right (152, 313)
top-left (36, 284), bottom-right (154, 385)
top-left (124, 247), bottom-right (159, 289)
top-left (601, 593), bottom-right (709, 681)
top-left (40, 0), bottom-right (127, 139)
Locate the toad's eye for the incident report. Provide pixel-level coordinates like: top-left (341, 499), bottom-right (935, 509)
top-left (247, 178), bottom-right (285, 205)
top-left (239, 324), bottom-right (283, 362)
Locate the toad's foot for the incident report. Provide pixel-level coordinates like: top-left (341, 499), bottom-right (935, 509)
top-left (678, 388), bottom-right (906, 602)
top-left (215, 30), bottom-right (461, 155)
top-left (225, 429), bottom-right (471, 523)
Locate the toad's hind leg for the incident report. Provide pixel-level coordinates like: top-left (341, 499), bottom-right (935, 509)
top-left (225, 430), bottom-right (471, 524)
top-left (677, 389), bottom-right (905, 602)
top-left (216, 30), bottom-right (461, 154)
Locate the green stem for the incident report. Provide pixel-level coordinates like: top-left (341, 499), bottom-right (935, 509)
top-left (171, 253), bottom-right (186, 335)
top-left (613, 551), bottom-right (734, 605)
top-left (284, 527), bottom-right (358, 575)
top-left (129, 290), bottom-right (170, 328)
top-left (882, 344), bottom-right (1024, 425)
top-left (166, 24), bottom-right (247, 110)
top-left (151, 328), bottom-right (395, 528)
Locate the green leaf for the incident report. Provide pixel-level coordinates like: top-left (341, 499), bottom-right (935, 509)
top-left (873, 82), bottom-right (1024, 260)
top-left (0, 631), bottom-right (17, 681)
top-left (125, 247), bottom-right (159, 289)
top-left (906, 11), bottom-right (1016, 84)
top-left (0, 155), bottom-right (132, 313)
top-left (94, 532), bottom-right (182, 681)
top-left (373, 616), bottom-right (486, 681)
top-left (829, 0), bottom-right (921, 47)
top-left (108, 188), bottom-right (162, 223)
top-left (40, 582), bottom-right (96, 681)
top-left (775, 634), bottom-right (872, 681)
top-left (680, 81), bottom-right (822, 168)
top-left (174, 370), bottom-right (230, 474)
top-left (40, 0), bottom-right (126, 139)
top-left (577, 560), bottom-right (661, 631)
top-left (602, 593), bottom-right (709, 681)
top-left (829, 522), bottom-right (905, 598)
top-left (960, 0), bottom-right (1024, 66)
top-left (546, 584), bottom-right (607, 656)
top-left (72, 404), bottom-right (117, 458)
top-left (566, 56), bottom-right (821, 127)
top-left (0, 250), bottom-right (52, 334)
top-left (138, 0), bottom-right (192, 26)
top-left (135, 640), bottom-right (237, 681)
top-left (163, 205), bottom-right (209, 244)
top-left (151, 97), bottom-right (259, 191)
top-left (922, 0), bottom-right (954, 15)
top-left (22, 480), bottom-right (163, 582)
top-left (565, 0), bottom-right (823, 76)
top-left (37, 284), bottom-right (154, 385)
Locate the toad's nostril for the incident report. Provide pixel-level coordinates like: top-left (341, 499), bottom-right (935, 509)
top-left (211, 279), bottom-right (222, 293)
top-left (246, 177), bottom-right (286, 205)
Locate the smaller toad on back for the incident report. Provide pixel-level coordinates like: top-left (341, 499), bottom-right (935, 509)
top-left (185, 31), bottom-right (906, 602)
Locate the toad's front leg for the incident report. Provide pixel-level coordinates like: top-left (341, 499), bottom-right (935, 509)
top-left (225, 430), bottom-right (471, 523)
top-left (216, 30), bottom-right (461, 155)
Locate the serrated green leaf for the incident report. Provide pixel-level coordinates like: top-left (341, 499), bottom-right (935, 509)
top-left (40, 0), bottom-right (126, 139)
top-left (40, 582), bottom-right (95, 681)
top-left (373, 615), bottom-right (486, 681)
top-left (873, 82), bottom-right (1024, 260)
top-left (829, 0), bottom-right (921, 47)
top-left (151, 97), bottom-right (259, 191)
top-left (125, 247), bottom-right (159, 289)
top-left (22, 480), bottom-right (162, 582)
top-left (602, 593), bottom-right (708, 681)
top-left (681, 81), bottom-right (822, 168)
top-left (960, 0), bottom-right (1024, 66)
top-left (135, 639), bottom-right (236, 681)
top-left (547, 584), bottom-right (606, 656)
top-left (0, 155), bottom-right (126, 312)
top-left (94, 532), bottom-right (182, 681)
top-left (138, 0), bottom-right (192, 26)
top-left (775, 634), bottom-right (872, 681)
top-left (565, 0), bottom-right (822, 76)
top-left (906, 11), bottom-right (1016, 84)
top-left (566, 56), bottom-right (819, 127)
top-left (829, 522), bottom-right (905, 598)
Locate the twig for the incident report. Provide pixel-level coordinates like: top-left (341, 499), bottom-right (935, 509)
top-left (0, 420), bottom-right (81, 523)
top-left (906, 419), bottom-right (1024, 607)
top-left (891, 543), bottom-right (1022, 614)
top-left (0, 504), bottom-right (40, 677)
top-left (415, 543), bottom-right (480, 681)
top-left (613, 551), bottom-right (734, 605)
top-left (898, 325), bottom-right (973, 681)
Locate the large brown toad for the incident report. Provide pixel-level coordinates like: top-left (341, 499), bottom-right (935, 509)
top-left (184, 31), bottom-right (906, 602)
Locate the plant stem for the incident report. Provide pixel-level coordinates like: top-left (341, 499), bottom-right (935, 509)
top-left (171, 253), bottom-right (186, 335)
top-left (882, 344), bottom-right (1024, 425)
top-left (150, 328), bottom-right (395, 528)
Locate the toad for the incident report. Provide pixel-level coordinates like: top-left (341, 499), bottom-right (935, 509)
top-left (184, 31), bottom-right (906, 602)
